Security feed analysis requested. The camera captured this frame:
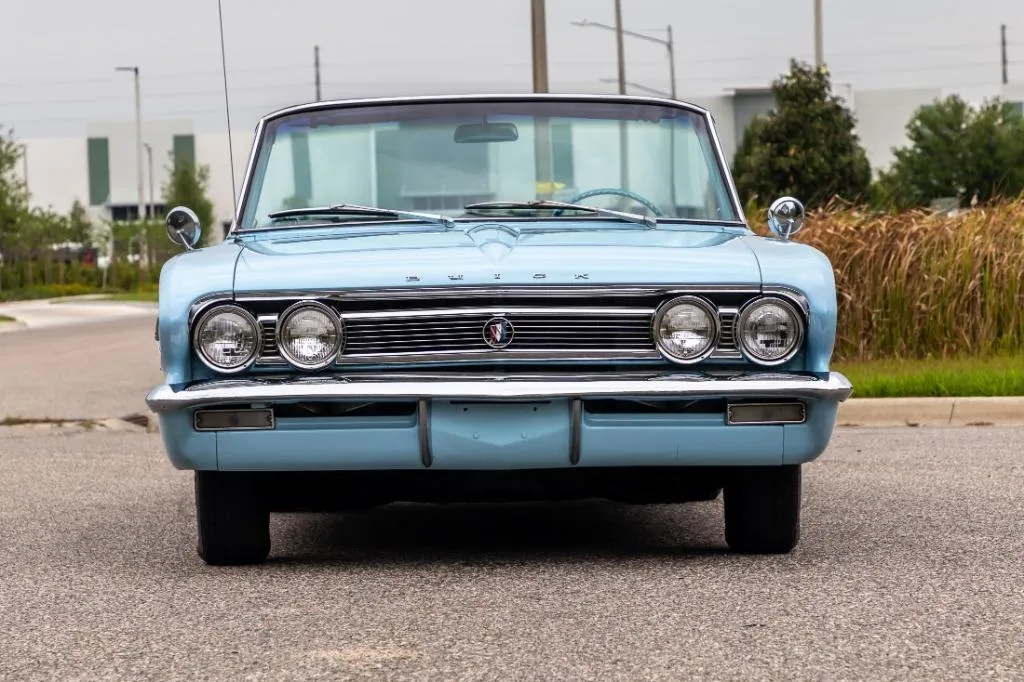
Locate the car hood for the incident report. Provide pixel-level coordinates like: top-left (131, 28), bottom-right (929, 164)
top-left (232, 222), bottom-right (762, 292)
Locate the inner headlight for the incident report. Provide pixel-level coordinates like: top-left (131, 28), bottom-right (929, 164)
top-left (276, 301), bottom-right (343, 370)
top-left (194, 305), bottom-right (260, 372)
top-left (653, 296), bottom-right (719, 363)
top-left (737, 297), bottom-right (804, 365)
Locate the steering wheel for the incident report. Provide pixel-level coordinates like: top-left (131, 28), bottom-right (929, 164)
top-left (553, 188), bottom-right (664, 217)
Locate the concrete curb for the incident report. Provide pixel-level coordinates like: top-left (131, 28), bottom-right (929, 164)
top-left (837, 397), bottom-right (1024, 426)
top-left (133, 397), bottom-right (1024, 434)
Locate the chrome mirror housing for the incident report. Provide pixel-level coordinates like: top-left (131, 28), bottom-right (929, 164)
top-left (767, 197), bottom-right (806, 241)
top-left (165, 206), bottom-right (202, 250)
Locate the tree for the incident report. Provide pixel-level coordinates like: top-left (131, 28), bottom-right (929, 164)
top-left (732, 60), bottom-right (872, 209)
top-left (162, 152), bottom-right (216, 245)
top-left (873, 96), bottom-right (1024, 210)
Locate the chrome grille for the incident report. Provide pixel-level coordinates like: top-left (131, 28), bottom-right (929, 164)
top-left (717, 310), bottom-right (740, 357)
top-left (344, 310), bottom-right (652, 357)
top-left (255, 302), bottom-right (748, 366)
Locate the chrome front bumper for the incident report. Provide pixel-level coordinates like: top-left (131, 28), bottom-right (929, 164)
top-left (145, 371), bottom-right (853, 413)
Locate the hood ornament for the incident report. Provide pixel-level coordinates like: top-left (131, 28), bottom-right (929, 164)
top-left (466, 223), bottom-right (522, 265)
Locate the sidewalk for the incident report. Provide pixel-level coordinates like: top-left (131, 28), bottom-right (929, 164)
top-left (0, 296), bottom-right (156, 332)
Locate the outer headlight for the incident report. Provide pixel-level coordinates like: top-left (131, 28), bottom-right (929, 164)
top-left (276, 301), bottom-right (343, 370)
top-left (194, 305), bottom-right (261, 373)
top-left (737, 297), bottom-right (804, 365)
top-left (652, 296), bottom-right (720, 363)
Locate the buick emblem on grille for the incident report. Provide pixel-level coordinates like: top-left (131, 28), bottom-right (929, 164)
top-left (482, 317), bottom-right (515, 349)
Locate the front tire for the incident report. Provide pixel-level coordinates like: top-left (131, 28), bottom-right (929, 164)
top-left (723, 465), bottom-right (801, 554)
top-left (195, 471), bottom-right (270, 565)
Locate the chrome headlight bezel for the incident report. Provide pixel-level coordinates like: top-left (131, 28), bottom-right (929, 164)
top-left (192, 304), bottom-right (262, 374)
top-left (736, 296), bottom-right (805, 366)
top-left (651, 295), bottom-right (721, 364)
top-left (275, 300), bottom-right (345, 371)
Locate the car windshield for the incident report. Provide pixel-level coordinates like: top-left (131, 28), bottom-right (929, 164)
top-left (238, 98), bottom-right (742, 230)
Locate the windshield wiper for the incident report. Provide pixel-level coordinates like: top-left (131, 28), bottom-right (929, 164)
top-left (464, 200), bottom-right (656, 228)
top-left (266, 203), bottom-right (455, 228)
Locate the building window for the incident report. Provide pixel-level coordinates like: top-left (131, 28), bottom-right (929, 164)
top-left (87, 137), bottom-right (110, 206)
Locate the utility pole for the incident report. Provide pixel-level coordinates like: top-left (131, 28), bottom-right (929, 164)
top-left (314, 45), bottom-right (322, 101)
top-left (613, 0), bottom-right (626, 94)
top-left (1001, 24), bottom-right (1008, 85)
top-left (116, 65), bottom-right (147, 267)
top-left (666, 25), bottom-right (676, 99)
top-left (613, 0), bottom-right (629, 195)
top-left (531, 0), bottom-right (552, 198)
top-left (813, 0), bottom-right (824, 66)
top-left (143, 143), bottom-right (154, 220)
top-left (531, 0), bottom-right (549, 93)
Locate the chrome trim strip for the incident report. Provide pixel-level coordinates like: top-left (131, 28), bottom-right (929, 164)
top-left (342, 306), bottom-right (655, 320)
top-left (259, 93), bottom-right (714, 128)
top-left (145, 372), bottom-right (853, 412)
top-left (762, 285), bottom-right (810, 317)
top-left (232, 284), bottom-right (764, 302)
top-left (188, 292), bottom-right (234, 326)
top-left (569, 398), bottom-right (583, 465)
top-left (417, 399), bottom-right (432, 468)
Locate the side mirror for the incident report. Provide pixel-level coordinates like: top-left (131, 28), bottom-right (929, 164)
top-left (767, 197), bottom-right (805, 241)
top-left (165, 206), bottom-right (202, 250)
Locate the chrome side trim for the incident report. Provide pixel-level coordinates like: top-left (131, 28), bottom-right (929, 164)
top-left (145, 372), bottom-right (854, 412)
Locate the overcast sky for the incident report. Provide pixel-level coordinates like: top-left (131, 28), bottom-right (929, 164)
top-left (2, 0), bottom-right (1020, 138)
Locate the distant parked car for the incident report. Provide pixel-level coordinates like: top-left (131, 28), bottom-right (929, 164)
top-left (147, 94), bottom-right (853, 565)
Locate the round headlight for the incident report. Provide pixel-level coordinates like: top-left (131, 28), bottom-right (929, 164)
top-left (653, 296), bottom-right (719, 363)
top-left (276, 301), bottom-right (343, 370)
top-left (194, 305), bottom-right (261, 373)
top-left (737, 297), bottom-right (804, 365)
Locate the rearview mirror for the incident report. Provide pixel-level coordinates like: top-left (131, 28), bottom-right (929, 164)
top-left (165, 206), bottom-right (202, 250)
top-left (453, 122), bottom-right (519, 143)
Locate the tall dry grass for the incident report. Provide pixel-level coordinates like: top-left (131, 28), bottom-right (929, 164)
top-left (764, 198), bottom-right (1024, 362)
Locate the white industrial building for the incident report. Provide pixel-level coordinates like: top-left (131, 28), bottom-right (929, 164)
top-left (15, 84), bottom-right (1024, 244)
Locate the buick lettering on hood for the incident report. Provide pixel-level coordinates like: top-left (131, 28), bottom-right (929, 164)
top-left (147, 94), bottom-right (853, 565)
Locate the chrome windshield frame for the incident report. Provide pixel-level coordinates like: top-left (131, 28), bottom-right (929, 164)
top-left (228, 93), bottom-right (749, 237)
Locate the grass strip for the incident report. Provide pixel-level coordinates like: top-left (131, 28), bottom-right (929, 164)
top-left (835, 355), bottom-right (1024, 398)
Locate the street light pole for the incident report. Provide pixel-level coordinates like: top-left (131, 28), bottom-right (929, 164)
top-left (531, 0), bottom-right (553, 198)
top-left (813, 0), bottom-right (824, 66)
top-left (116, 65), bottom-right (148, 267)
top-left (613, 0), bottom-right (626, 95)
top-left (143, 142), bottom-right (154, 220)
top-left (572, 19), bottom-right (677, 98)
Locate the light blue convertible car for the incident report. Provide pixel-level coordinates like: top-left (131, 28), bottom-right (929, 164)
top-left (147, 93), bottom-right (853, 565)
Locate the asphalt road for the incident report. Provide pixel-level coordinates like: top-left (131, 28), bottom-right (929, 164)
top-left (0, 308), bottom-right (162, 421)
top-left (1, 317), bottom-right (1023, 680)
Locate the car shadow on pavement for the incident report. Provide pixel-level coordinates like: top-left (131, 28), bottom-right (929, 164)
top-left (266, 500), bottom-right (731, 566)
